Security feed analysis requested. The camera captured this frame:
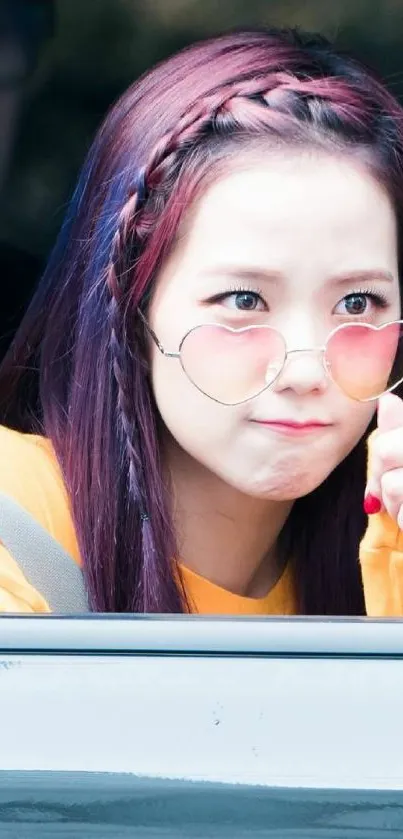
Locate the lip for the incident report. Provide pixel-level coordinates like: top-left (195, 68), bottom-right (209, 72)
top-left (251, 419), bottom-right (332, 435)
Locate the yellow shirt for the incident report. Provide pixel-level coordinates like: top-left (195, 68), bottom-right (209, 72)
top-left (0, 423), bottom-right (399, 616)
top-left (0, 425), bottom-right (296, 614)
top-left (359, 430), bottom-right (403, 616)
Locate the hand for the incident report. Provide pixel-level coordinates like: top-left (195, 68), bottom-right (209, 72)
top-left (365, 392), bottom-right (403, 529)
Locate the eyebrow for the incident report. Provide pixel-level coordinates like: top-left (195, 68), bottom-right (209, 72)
top-left (198, 266), bottom-right (396, 286)
top-left (326, 269), bottom-right (395, 287)
top-left (198, 267), bottom-right (283, 283)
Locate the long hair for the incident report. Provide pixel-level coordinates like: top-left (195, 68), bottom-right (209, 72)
top-left (1, 28), bottom-right (403, 613)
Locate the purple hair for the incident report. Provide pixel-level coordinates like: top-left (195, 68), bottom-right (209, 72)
top-left (1, 28), bottom-right (403, 613)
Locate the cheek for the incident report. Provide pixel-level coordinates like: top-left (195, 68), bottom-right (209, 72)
top-left (150, 352), bottom-right (234, 453)
top-left (324, 398), bottom-right (376, 474)
top-left (341, 400), bottom-right (376, 442)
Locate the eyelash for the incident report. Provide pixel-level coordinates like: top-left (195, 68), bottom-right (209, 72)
top-left (342, 287), bottom-right (389, 311)
top-left (209, 285), bottom-right (266, 305)
top-left (209, 285), bottom-right (390, 310)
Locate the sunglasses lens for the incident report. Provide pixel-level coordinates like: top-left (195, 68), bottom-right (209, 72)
top-left (180, 324), bottom-right (286, 404)
top-left (325, 321), bottom-right (403, 400)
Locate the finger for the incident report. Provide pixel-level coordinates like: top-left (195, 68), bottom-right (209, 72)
top-left (380, 467), bottom-right (403, 523)
top-left (370, 426), bottom-right (403, 476)
top-left (377, 392), bottom-right (403, 433)
top-left (365, 393), bottom-right (403, 513)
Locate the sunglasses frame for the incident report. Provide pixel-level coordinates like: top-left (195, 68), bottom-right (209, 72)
top-left (138, 311), bottom-right (403, 406)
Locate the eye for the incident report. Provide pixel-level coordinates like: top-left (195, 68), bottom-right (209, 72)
top-left (212, 289), bottom-right (267, 312)
top-left (334, 290), bottom-right (389, 317)
top-left (337, 293), bottom-right (369, 316)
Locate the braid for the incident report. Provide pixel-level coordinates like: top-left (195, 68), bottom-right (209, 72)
top-left (106, 185), bottom-right (186, 611)
top-left (106, 189), bottom-right (144, 502)
top-left (143, 75), bottom-right (295, 188)
top-left (136, 73), bottom-right (377, 202)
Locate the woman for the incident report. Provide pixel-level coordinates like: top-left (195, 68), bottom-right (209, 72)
top-left (0, 26), bottom-right (403, 615)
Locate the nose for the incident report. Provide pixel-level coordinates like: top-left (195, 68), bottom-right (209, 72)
top-left (270, 348), bottom-right (328, 396)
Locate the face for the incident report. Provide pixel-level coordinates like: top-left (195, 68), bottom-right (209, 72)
top-left (147, 152), bottom-right (400, 500)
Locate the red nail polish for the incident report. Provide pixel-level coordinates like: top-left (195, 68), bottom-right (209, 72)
top-left (363, 493), bottom-right (382, 515)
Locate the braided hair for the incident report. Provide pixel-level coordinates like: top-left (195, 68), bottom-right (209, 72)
top-left (2, 28), bottom-right (403, 612)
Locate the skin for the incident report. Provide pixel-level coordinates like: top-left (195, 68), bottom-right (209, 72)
top-left (367, 392), bottom-right (403, 529)
top-left (148, 151), bottom-right (400, 598)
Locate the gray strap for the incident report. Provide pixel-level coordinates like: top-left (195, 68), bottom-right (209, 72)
top-left (0, 492), bottom-right (90, 613)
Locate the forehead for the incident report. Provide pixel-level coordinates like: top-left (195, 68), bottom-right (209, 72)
top-left (165, 151), bottom-right (398, 283)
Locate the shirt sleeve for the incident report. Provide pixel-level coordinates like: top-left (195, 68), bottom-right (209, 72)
top-left (359, 430), bottom-right (403, 616)
top-left (0, 425), bottom-right (80, 613)
top-left (0, 544), bottom-right (51, 612)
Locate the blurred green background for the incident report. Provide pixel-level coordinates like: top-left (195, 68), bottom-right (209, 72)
top-left (1, 0), bottom-right (403, 350)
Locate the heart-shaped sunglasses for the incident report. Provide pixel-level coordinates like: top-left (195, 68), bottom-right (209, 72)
top-left (139, 314), bottom-right (403, 406)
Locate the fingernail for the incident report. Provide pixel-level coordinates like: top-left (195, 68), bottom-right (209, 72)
top-left (363, 493), bottom-right (382, 515)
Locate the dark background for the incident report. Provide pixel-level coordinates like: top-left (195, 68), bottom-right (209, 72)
top-left (1, 0), bottom-right (403, 356)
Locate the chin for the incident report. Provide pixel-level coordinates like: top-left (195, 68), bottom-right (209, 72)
top-left (234, 467), bottom-right (334, 501)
